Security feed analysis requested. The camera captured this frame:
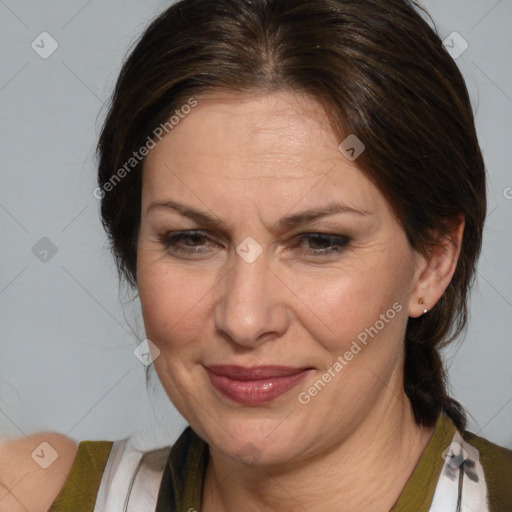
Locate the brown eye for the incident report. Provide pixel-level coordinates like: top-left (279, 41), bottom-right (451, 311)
top-left (294, 233), bottom-right (350, 257)
top-left (159, 230), bottom-right (219, 255)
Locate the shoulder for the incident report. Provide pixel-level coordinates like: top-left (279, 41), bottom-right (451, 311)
top-left (462, 429), bottom-right (512, 507)
top-left (0, 432), bottom-right (78, 512)
top-left (463, 429), bottom-right (512, 471)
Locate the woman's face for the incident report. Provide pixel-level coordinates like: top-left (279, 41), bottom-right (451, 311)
top-left (137, 91), bottom-right (425, 465)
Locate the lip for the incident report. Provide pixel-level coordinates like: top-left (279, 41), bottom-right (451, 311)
top-left (204, 365), bottom-right (312, 405)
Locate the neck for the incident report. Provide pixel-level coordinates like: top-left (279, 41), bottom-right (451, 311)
top-left (201, 391), bottom-right (436, 512)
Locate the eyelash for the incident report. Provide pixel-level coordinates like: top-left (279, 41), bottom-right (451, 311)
top-left (158, 230), bottom-right (350, 257)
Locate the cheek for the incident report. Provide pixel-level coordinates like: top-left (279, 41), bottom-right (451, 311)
top-left (287, 251), bottom-right (410, 356)
top-left (137, 253), bottom-right (215, 351)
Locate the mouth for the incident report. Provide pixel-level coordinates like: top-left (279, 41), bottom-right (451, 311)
top-left (204, 364), bottom-right (313, 405)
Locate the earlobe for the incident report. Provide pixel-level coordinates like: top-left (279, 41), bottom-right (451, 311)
top-left (407, 216), bottom-right (465, 318)
top-left (418, 297), bottom-right (429, 315)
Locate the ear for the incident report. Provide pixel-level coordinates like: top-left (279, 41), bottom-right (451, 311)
top-left (408, 215), bottom-right (465, 318)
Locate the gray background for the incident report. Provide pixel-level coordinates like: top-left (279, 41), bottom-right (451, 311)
top-left (0, 0), bottom-right (511, 450)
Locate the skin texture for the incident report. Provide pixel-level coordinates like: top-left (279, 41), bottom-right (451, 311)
top-left (0, 91), bottom-right (464, 511)
top-left (137, 91), bottom-right (464, 511)
top-left (0, 433), bottom-right (77, 512)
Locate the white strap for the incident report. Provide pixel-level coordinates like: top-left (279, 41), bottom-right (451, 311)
top-left (428, 431), bottom-right (489, 512)
top-left (93, 438), bottom-right (170, 512)
top-left (125, 445), bottom-right (171, 511)
top-left (94, 430), bottom-right (488, 512)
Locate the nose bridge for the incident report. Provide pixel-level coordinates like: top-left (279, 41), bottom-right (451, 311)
top-left (214, 244), bottom-right (289, 346)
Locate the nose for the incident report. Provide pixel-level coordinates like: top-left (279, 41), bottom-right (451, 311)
top-left (213, 246), bottom-right (290, 348)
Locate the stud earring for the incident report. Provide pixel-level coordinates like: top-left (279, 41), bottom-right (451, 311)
top-left (419, 297), bottom-right (429, 315)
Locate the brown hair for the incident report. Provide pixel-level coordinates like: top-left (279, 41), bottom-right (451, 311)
top-left (97, 0), bottom-right (486, 432)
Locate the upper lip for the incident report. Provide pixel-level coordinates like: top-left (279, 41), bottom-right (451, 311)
top-left (205, 364), bottom-right (311, 380)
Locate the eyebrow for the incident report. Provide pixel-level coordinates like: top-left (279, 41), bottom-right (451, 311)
top-left (146, 199), bottom-right (371, 231)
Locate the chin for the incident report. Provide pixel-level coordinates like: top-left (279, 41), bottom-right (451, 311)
top-left (203, 417), bottom-right (307, 467)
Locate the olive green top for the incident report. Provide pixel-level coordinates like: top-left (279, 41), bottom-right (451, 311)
top-left (49, 412), bottom-right (512, 511)
top-left (48, 440), bottom-right (112, 511)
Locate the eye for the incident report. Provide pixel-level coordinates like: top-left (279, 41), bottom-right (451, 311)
top-left (158, 230), bottom-right (220, 255)
top-left (292, 233), bottom-right (350, 257)
top-left (158, 230), bottom-right (350, 259)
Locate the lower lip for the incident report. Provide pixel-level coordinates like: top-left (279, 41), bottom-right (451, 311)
top-left (205, 368), bottom-right (311, 405)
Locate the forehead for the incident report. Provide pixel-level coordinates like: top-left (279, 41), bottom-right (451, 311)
top-left (141, 91), bottom-right (383, 221)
